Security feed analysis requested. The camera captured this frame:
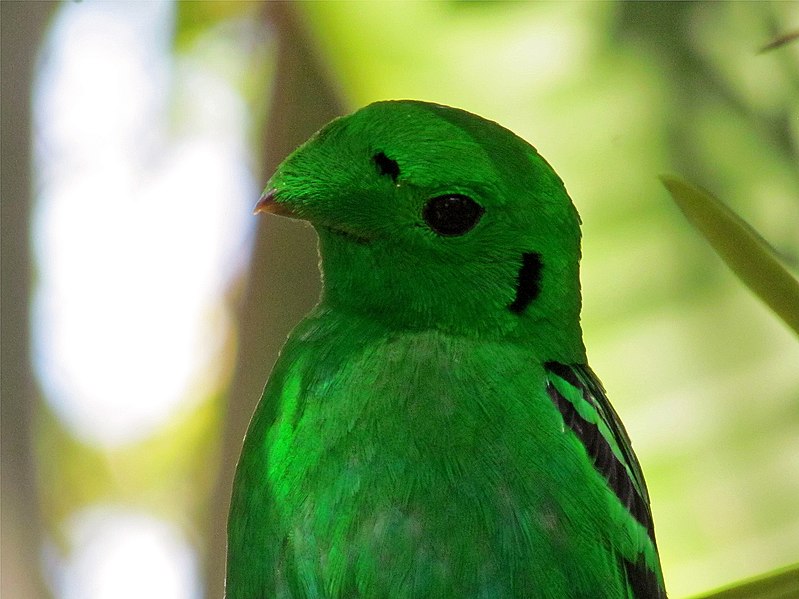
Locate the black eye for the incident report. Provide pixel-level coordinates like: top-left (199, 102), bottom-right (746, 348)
top-left (373, 152), bottom-right (400, 181)
top-left (422, 194), bottom-right (484, 236)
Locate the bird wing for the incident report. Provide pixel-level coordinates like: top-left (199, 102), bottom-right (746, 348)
top-left (544, 361), bottom-right (666, 599)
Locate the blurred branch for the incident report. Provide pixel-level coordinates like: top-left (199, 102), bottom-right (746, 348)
top-left (1, 2), bottom-right (59, 598)
top-left (758, 30), bottom-right (799, 54)
top-left (202, 3), bottom-right (345, 597)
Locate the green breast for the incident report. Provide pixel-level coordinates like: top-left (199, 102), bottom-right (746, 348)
top-left (228, 312), bottom-right (640, 598)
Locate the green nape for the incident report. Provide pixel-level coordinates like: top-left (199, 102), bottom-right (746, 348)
top-left (227, 100), bottom-right (665, 599)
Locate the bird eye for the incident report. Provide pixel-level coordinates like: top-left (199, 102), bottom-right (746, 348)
top-left (422, 194), bottom-right (484, 236)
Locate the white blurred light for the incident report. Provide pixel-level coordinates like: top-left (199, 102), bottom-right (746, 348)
top-left (50, 507), bottom-right (200, 599)
top-left (32, 1), bottom-right (255, 446)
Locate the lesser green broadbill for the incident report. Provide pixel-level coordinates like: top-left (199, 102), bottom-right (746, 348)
top-left (227, 100), bottom-right (666, 599)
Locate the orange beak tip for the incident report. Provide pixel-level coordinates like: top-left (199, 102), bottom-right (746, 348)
top-left (253, 189), bottom-right (275, 215)
top-left (253, 188), bottom-right (287, 216)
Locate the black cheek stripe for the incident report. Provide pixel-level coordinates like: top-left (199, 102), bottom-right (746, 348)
top-left (508, 252), bottom-right (542, 314)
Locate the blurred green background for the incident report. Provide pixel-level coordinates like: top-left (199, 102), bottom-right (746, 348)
top-left (2, 2), bottom-right (797, 598)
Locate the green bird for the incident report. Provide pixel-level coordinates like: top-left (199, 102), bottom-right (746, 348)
top-left (227, 100), bottom-right (666, 599)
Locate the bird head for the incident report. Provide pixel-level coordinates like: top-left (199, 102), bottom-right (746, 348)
top-left (257, 100), bottom-right (584, 361)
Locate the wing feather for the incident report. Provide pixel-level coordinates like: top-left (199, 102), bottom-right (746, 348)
top-left (544, 361), bottom-right (666, 599)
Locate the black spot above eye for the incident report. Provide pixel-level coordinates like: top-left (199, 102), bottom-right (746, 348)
top-left (422, 194), bottom-right (484, 236)
top-left (373, 152), bottom-right (400, 181)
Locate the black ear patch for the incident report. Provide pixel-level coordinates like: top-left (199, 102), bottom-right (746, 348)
top-left (373, 152), bottom-right (400, 181)
top-left (508, 252), bottom-right (542, 314)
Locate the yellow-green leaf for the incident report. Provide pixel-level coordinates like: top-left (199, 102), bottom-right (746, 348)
top-left (661, 175), bottom-right (799, 336)
top-left (692, 563), bottom-right (799, 599)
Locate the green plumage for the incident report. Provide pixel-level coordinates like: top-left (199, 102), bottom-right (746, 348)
top-left (227, 100), bottom-right (666, 598)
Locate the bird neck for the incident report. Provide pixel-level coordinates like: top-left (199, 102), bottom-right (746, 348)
top-left (316, 230), bottom-right (587, 364)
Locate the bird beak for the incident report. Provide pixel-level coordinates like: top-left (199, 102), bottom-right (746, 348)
top-left (253, 188), bottom-right (297, 217)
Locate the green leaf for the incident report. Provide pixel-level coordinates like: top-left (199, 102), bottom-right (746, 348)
top-left (691, 563), bottom-right (799, 599)
top-left (661, 175), bottom-right (799, 337)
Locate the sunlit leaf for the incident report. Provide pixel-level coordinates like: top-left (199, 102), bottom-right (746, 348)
top-left (661, 175), bottom-right (799, 336)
